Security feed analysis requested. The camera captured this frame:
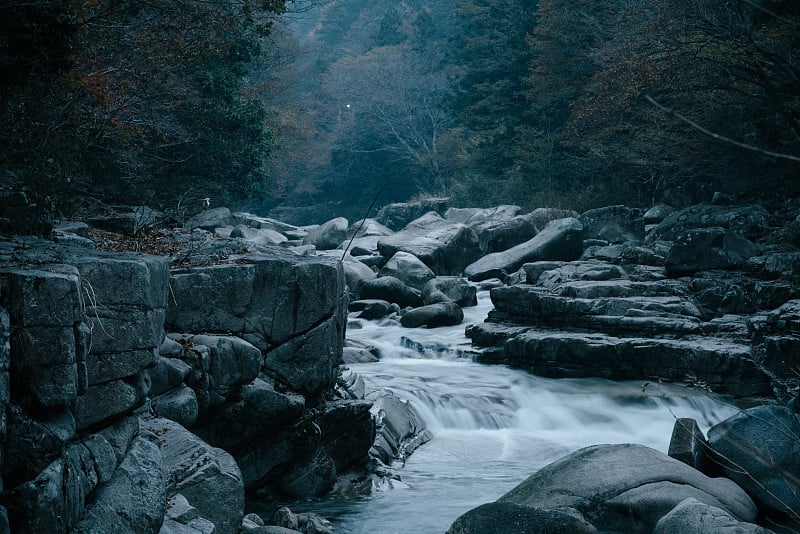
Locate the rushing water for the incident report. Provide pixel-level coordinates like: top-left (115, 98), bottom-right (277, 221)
top-left (263, 290), bottom-right (739, 533)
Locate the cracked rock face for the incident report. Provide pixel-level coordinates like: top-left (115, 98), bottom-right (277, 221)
top-left (166, 250), bottom-right (346, 398)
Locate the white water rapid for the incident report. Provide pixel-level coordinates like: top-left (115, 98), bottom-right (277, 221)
top-left (275, 290), bottom-right (739, 533)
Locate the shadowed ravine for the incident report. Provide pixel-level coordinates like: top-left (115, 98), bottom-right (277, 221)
top-left (257, 291), bottom-right (738, 533)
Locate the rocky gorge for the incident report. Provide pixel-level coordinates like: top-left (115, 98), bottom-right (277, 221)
top-left (0, 192), bottom-right (799, 533)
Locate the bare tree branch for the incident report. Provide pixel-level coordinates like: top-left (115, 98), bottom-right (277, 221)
top-left (645, 94), bottom-right (800, 162)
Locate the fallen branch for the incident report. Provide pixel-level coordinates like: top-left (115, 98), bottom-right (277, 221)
top-left (645, 95), bottom-right (800, 163)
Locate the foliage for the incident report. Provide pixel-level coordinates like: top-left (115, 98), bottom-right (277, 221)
top-left (0, 0), bottom-right (288, 216)
top-left (445, 0), bottom-right (800, 210)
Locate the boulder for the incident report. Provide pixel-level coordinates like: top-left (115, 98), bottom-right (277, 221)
top-left (3, 405), bottom-right (76, 487)
top-left (482, 327), bottom-right (771, 396)
top-left (668, 418), bottom-right (707, 471)
top-left (445, 205), bottom-right (521, 226)
top-left (644, 204), bottom-right (676, 225)
top-left (72, 433), bottom-right (165, 534)
top-left (341, 256), bottom-right (376, 297)
top-left (87, 206), bottom-right (161, 236)
top-left (646, 204), bottom-right (770, 243)
top-left (230, 225), bottom-right (288, 247)
top-left (498, 443), bottom-right (757, 533)
top-left (665, 227), bottom-right (758, 276)
top-left (447, 502), bottom-right (598, 534)
top-left (316, 400), bottom-right (375, 473)
top-left (166, 250), bottom-right (346, 398)
top-left (346, 218), bottom-right (393, 238)
top-left (232, 212), bottom-right (300, 234)
top-left (147, 355), bottom-right (192, 397)
top-left (152, 384), bottom-right (199, 428)
top-left (351, 299), bottom-right (397, 320)
top-left (476, 208), bottom-right (580, 254)
top-left (185, 207), bottom-right (234, 231)
top-left (7, 433), bottom-right (162, 534)
top-left (463, 218), bottom-right (583, 279)
top-left (379, 251), bottom-right (435, 291)
top-left (377, 214), bottom-right (482, 276)
top-left (422, 277), bottom-right (477, 307)
top-left (192, 378), bottom-right (305, 451)
top-left (170, 334), bottom-right (260, 409)
top-left (707, 405), bottom-right (800, 515)
top-left (400, 301), bottom-right (464, 328)
top-left (653, 498), bottom-right (774, 534)
top-left (376, 198), bottom-right (450, 231)
top-left (359, 276), bottom-right (423, 308)
top-left (370, 393), bottom-right (431, 464)
top-left (74, 372), bottom-right (149, 430)
top-left (303, 217), bottom-right (348, 250)
top-left (141, 416), bottom-right (244, 534)
top-left (579, 205), bottom-right (645, 243)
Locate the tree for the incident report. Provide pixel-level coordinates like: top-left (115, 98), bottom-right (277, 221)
top-left (0, 0), bottom-right (290, 216)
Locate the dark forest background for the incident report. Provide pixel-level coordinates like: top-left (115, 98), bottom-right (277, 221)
top-left (2, 0), bottom-right (798, 223)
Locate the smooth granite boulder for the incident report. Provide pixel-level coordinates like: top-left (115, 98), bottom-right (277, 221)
top-left (359, 276), bottom-right (423, 308)
top-left (463, 218), bottom-right (583, 279)
top-left (303, 217), bottom-right (348, 250)
top-left (653, 498), bottom-right (775, 534)
top-left (184, 207), bottom-right (234, 231)
top-left (400, 301), bottom-right (464, 328)
top-left (379, 251), bottom-right (436, 291)
top-left (422, 277), bottom-right (477, 307)
top-left (375, 198), bottom-right (450, 231)
top-left (377, 213), bottom-right (482, 275)
top-left (498, 444), bottom-right (757, 533)
top-left (447, 502), bottom-right (598, 534)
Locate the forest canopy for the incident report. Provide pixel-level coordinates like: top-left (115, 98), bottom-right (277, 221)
top-left (1, 0), bottom-right (798, 222)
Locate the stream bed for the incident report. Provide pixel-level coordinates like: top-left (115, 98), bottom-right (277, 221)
top-left (257, 290), bottom-right (739, 533)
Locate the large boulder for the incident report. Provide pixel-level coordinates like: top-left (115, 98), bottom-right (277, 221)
top-left (192, 378), bottom-right (305, 451)
top-left (184, 207), bottom-right (234, 231)
top-left (168, 334), bottom-right (260, 411)
top-left (646, 204), bottom-right (770, 243)
top-left (303, 217), bottom-right (348, 250)
top-left (6, 433), bottom-right (162, 534)
top-left (444, 205), bottom-right (521, 226)
top-left (341, 256), bottom-right (377, 297)
top-left (422, 277), bottom-right (477, 307)
top-left (167, 250), bottom-right (346, 398)
top-left (498, 443), bottom-right (757, 533)
top-left (463, 218), bottom-right (583, 279)
top-left (665, 227), bottom-right (758, 276)
top-left (653, 498), bottom-right (774, 534)
top-left (377, 213), bottom-right (482, 275)
top-left (379, 251), bottom-right (435, 291)
top-left (707, 405), bottom-right (800, 515)
top-left (359, 276), bottom-right (423, 308)
top-left (579, 205), bottom-right (645, 243)
top-left (447, 502), bottom-right (598, 534)
top-left (400, 301), bottom-right (464, 328)
top-left (376, 198), bottom-right (450, 231)
top-left (476, 208), bottom-right (579, 254)
top-left (72, 433), bottom-right (165, 534)
top-left (141, 416), bottom-right (244, 534)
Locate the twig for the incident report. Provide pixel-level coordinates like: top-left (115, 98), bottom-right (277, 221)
top-left (645, 95), bottom-right (800, 162)
top-left (341, 182), bottom-right (387, 260)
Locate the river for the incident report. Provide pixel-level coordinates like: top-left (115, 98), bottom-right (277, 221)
top-left (268, 289), bottom-right (739, 533)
